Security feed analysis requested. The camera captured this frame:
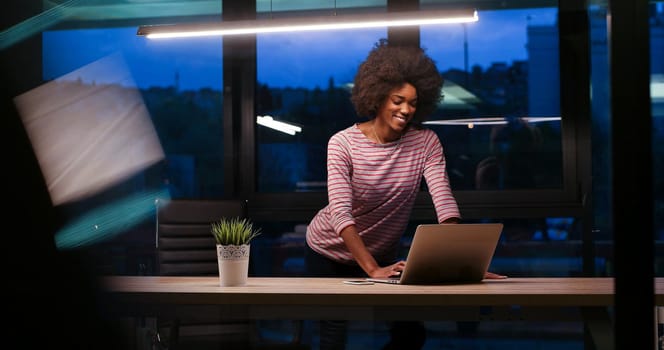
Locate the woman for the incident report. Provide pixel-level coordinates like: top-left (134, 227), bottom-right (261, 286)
top-left (305, 39), bottom-right (505, 349)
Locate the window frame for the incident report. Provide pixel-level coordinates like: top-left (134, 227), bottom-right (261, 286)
top-left (43, 0), bottom-right (592, 229)
top-left (241, 0), bottom-right (589, 225)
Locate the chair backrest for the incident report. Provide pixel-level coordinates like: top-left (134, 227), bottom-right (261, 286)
top-left (155, 199), bottom-right (248, 276)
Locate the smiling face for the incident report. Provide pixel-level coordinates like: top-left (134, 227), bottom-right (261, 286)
top-left (374, 83), bottom-right (418, 140)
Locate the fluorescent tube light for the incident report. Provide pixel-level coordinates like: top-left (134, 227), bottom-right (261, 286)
top-left (257, 115), bottom-right (302, 135)
top-left (137, 8), bottom-right (477, 39)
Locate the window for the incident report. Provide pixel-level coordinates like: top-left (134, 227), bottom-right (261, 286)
top-left (255, 7), bottom-right (564, 194)
top-left (422, 7), bottom-right (562, 191)
top-left (251, 2), bottom-right (589, 279)
top-left (33, 1), bottom-right (607, 278)
top-left (256, 29), bottom-right (385, 192)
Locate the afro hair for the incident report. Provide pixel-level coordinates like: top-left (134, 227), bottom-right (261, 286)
top-left (350, 39), bottom-right (444, 125)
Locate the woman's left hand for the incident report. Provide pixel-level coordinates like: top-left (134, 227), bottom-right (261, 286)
top-left (484, 271), bottom-right (508, 279)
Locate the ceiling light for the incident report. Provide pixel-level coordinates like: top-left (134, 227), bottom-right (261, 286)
top-left (137, 8), bottom-right (477, 39)
top-left (257, 115), bottom-right (302, 135)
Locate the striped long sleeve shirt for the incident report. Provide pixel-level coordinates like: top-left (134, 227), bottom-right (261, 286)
top-left (306, 124), bottom-right (461, 264)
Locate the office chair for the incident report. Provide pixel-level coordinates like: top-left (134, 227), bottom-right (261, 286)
top-left (156, 198), bottom-right (245, 277)
top-left (154, 198), bottom-right (307, 350)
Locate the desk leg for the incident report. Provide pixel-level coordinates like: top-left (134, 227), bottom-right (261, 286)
top-left (581, 307), bottom-right (614, 350)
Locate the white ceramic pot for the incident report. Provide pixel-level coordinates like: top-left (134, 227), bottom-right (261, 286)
top-left (216, 244), bottom-right (250, 287)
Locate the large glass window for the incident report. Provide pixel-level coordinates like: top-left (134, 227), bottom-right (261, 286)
top-left (255, 6), bottom-right (563, 193)
top-left (31, 1), bottom-right (638, 280)
top-left (252, 3), bottom-right (592, 278)
top-left (256, 29), bottom-right (385, 192)
top-left (422, 7), bottom-right (562, 191)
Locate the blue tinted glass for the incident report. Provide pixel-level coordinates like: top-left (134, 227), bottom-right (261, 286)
top-left (422, 7), bottom-right (563, 191)
top-left (256, 29), bottom-right (385, 192)
top-left (255, 8), bottom-right (563, 193)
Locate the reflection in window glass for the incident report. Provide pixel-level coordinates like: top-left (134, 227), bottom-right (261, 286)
top-left (422, 7), bottom-right (563, 191)
top-left (256, 8), bottom-right (564, 193)
top-left (43, 28), bottom-right (225, 201)
top-left (251, 216), bottom-right (586, 277)
top-left (256, 29), bottom-right (385, 192)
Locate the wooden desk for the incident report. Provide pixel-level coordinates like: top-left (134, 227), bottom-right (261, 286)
top-left (101, 276), bottom-right (664, 350)
top-left (103, 276), bottom-right (621, 307)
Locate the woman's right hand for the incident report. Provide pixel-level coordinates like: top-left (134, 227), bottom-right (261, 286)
top-left (368, 260), bottom-right (406, 278)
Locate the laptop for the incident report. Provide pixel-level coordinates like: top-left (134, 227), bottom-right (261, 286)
top-left (366, 223), bottom-right (503, 285)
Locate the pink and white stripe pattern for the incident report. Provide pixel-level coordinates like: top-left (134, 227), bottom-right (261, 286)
top-left (306, 124), bottom-right (460, 264)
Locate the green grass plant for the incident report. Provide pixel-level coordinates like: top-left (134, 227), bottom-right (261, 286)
top-left (211, 217), bottom-right (262, 246)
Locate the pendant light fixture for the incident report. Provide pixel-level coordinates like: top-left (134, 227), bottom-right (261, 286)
top-left (137, 8), bottom-right (477, 39)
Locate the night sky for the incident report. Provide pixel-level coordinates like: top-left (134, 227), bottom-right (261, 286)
top-left (42, 8), bottom-right (557, 90)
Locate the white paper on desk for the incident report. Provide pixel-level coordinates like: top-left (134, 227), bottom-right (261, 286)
top-left (13, 53), bottom-right (164, 205)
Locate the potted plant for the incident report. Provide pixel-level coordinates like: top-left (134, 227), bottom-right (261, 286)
top-left (211, 217), bottom-right (262, 286)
